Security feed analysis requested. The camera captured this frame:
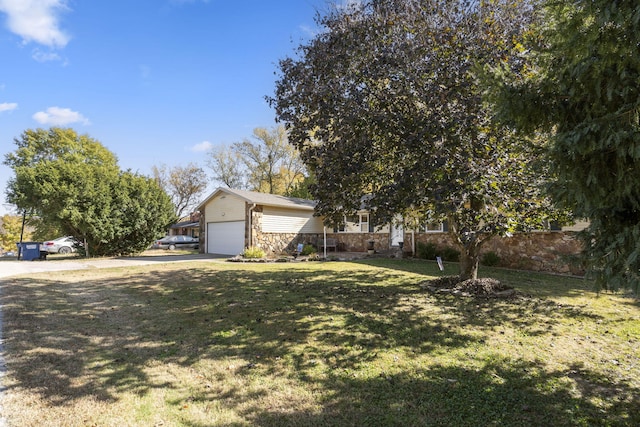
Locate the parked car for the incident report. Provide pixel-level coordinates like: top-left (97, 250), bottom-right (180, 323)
top-left (154, 235), bottom-right (199, 250)
top-left (41, 236), bottom-right (79, 254)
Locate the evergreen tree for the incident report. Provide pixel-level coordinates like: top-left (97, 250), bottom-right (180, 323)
top-left (494, 1), bottom-right (640, 292)
top-left (4, 128), bottom-right (176, 256)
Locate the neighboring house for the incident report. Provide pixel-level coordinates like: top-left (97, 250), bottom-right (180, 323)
top-left (168, 212), bottom-right (201, 238)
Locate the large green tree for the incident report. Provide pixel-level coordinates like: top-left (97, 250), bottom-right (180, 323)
top-left (271, 0), bottom-right (562, 280)
top-left (4, 128), bottom-right (176, 256)
top-left (493, 1), bottom-right (640, 293)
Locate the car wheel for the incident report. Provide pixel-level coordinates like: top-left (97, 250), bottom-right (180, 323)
top-left (168, 244), bottom-right (176, 250)
top-left (59, 246), bottom-right (72, 254)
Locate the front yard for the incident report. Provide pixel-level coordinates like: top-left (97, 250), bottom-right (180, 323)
top-left (0, 259), bottom-right (638, 426)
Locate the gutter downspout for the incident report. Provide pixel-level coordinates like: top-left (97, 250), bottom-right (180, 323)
top-left (248, 203), bottom-right (257, 248)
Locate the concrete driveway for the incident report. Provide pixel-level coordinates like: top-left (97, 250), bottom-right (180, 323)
top-left (0, 253), bottom-right (226, 279)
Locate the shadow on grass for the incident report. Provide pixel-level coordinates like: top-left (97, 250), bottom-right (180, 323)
top-left (243, 358), bottom-right (640, 427)
top-left (0, 262), bottom-right (637, 425)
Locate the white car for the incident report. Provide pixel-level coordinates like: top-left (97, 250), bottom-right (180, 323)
top-left (41, 236), bottom-right (79, 254)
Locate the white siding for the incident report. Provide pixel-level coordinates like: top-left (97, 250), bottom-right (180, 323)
top-left (205, 193), bottom-right (245, 222)
top-left (262, 207), bottom-right (324, 233)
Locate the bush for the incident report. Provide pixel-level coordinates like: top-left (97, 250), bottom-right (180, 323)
top-left (243, 246), bottom-right (266, 259)
top-left (441, 246), bottom-right (460, 262)
top-left (481, 251), bottom-right (501, 267)
top-left (301, 244), bottom-right (316, 256)
top-left (416, 242), bottom-right (438, 260)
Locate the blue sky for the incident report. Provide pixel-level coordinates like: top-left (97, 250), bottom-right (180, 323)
top-left (0, 0), bottom-right (332, 215)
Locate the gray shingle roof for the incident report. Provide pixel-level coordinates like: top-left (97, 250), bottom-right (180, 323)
top-left (197, 187), bottom-right (316, 211)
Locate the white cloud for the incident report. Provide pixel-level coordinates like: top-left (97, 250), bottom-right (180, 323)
top-left (0, 102), bottom-right (17, 112)
top-left (0, 0), bottom-right (71, 48)
top-left (33, 106), bottom-right (90, 126)
top-left (190, 141), bottom-right (213, 152)
top-left (32, 48), bottom-right (63, 63)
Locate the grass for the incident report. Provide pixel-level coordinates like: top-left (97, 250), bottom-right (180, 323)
top-left (0, 258), bottom-right (638, 426)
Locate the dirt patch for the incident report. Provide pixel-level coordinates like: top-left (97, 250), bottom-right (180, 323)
top-left (421, 275), bottom-right (516, 298)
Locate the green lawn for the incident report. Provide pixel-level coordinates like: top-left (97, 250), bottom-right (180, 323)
top-left (1, 259), bottom-right (638, 426)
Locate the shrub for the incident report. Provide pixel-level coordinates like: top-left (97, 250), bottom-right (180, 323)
top-left (243, 246), bottom-right (266, 259)
top-left (441, 246), bottom-right (460, 262)
top-left (481, 251), bottom-right (501, 267)
top-left (416, 242), bottom-right (438, 260)
top-left (301, 244), bottom-right (316, 256)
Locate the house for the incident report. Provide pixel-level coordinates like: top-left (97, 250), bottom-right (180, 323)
top-left (196, 188), bottom-right (404, 256)
top-left (197, 187), bottom-right (587, 274)
top-left (168, 212), bottom-right (200, 238)
top-left (197, 188), bottom-right (323, 255)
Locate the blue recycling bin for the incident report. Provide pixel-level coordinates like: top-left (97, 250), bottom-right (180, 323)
top-left (17, 242), bottom-right (44, 261)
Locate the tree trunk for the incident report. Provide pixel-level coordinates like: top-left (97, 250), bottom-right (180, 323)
top-left (459, 244), bottom-right (480, 281)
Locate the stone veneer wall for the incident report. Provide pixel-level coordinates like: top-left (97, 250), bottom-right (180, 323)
top-left (405, 232), bottom-right (584, 275)
top-left (330, 233), bottom-right (390, 252)
top-left (250, 206), bottom-right (394, 254)
top-left (198, 212), bottom-right (206, 254)
top-left (252, 231), bottom-right (394, 255)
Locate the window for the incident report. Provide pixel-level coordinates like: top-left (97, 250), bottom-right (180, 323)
top-left (424, 222), bottom-right (443, 233)
top-left (360, 213), bottom-right (369, 232)
top-left (338, 214), bottom-right (369, 233)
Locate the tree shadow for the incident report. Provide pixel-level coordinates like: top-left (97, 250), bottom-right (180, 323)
top-left (246, 359), bottom-right (640, 426)
top-left (0, 261), bottom-right (637, 425)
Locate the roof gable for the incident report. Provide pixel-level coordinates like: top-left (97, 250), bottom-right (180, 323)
top-left (197, 187), bottom-right (316, 211)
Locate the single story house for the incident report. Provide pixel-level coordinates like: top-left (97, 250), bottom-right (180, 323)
top-left (196, 187), bottom-right (588, 274)
top-left (197, 187), bottom-right (322, 255)
top-left (196, 187), bottom-right (403, 256)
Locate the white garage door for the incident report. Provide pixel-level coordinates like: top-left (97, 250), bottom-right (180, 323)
top-left (207, 221), bottom-right (245, 255)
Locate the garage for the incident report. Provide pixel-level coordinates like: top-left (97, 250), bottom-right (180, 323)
top-left (207, 221), bottom-right (245, 255)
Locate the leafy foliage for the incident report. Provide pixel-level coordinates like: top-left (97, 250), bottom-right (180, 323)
top-left (152, 163), bottom-right (208, 218)
top-left (481, 251), bottom-right (501, 267)
top-left (271, 0), bottom-right (564, 280)
top-left (416, 242), bottom-right (438, 260)
top-left (441, 246), bottom-right (461, 262)
top-left (3, 128), bottom-right (176, 256)
top-left (206, 145), bottom-right (247, 189)
top-left (243, 246), bottom-right (266, 259)
top-left (0, 214), bottom-right (28, 251)
top-left (301, 243), bottom-right (317, 256)
top-left (206, 125), bottom-right (307, 195)
top-left (494, 1), bottom-right (640, 293)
